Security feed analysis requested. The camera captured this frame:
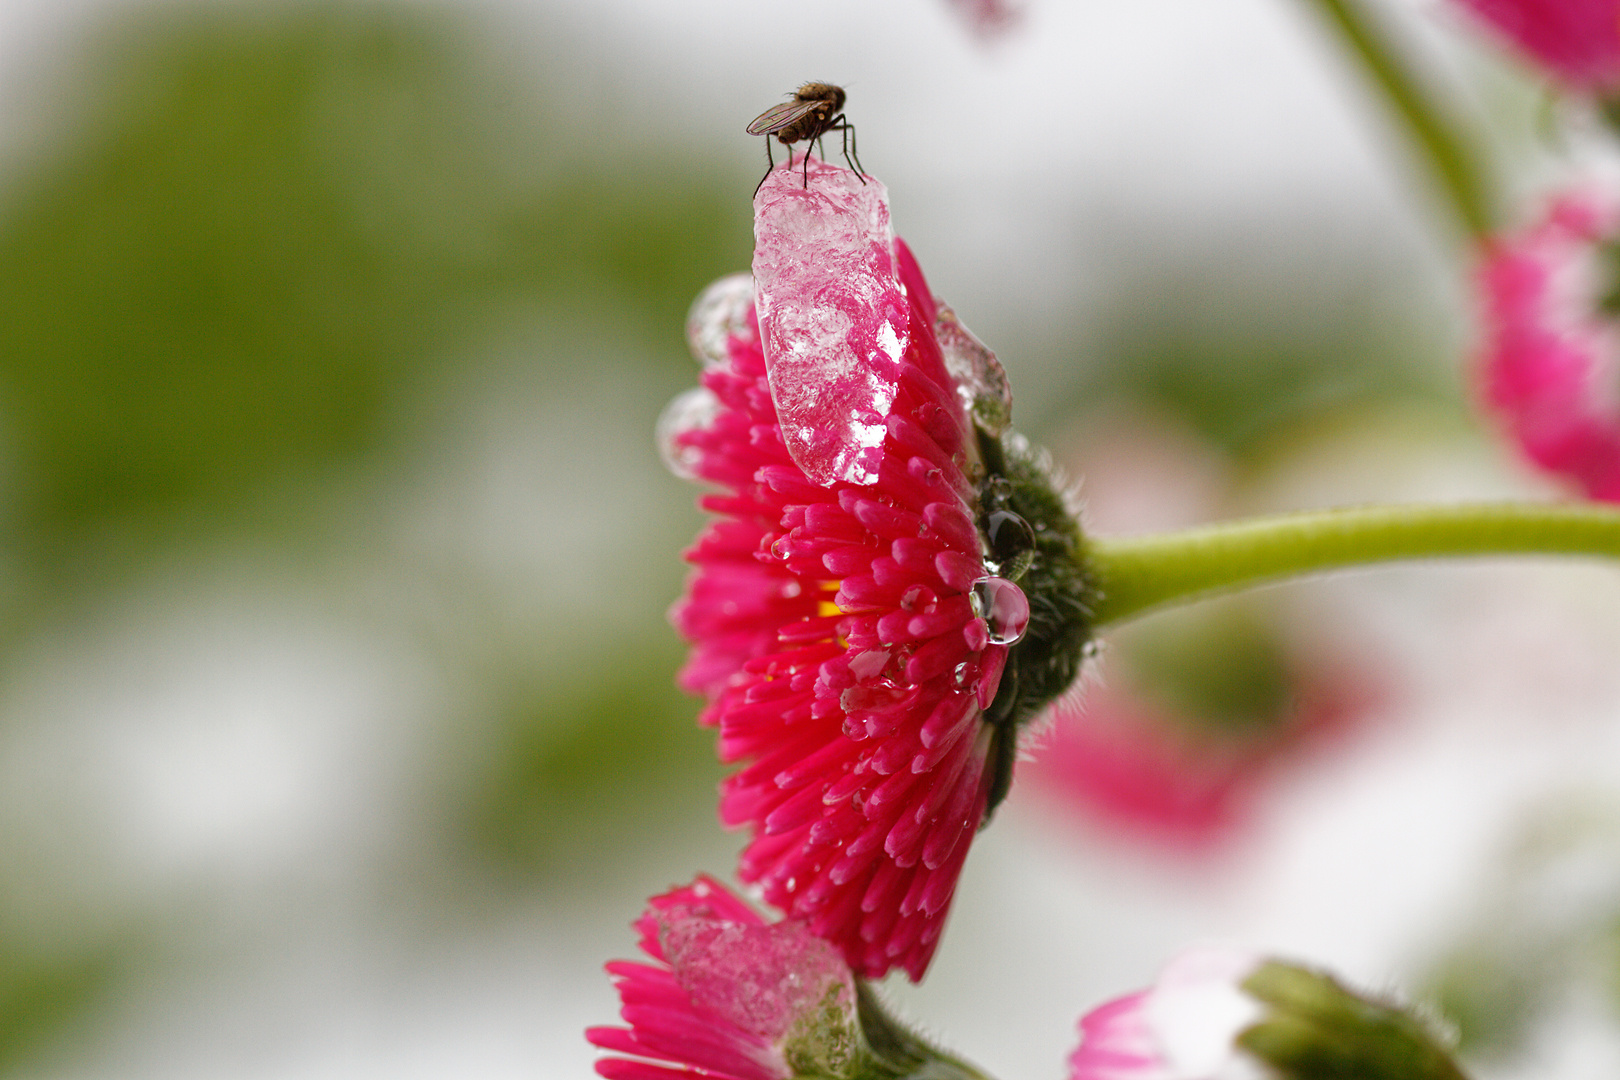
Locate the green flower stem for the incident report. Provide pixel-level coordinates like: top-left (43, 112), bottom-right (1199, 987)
top-left (1298, 0), bottom-right (1494, 239)
top-left (1087, 501), bottom-right (1620, 626)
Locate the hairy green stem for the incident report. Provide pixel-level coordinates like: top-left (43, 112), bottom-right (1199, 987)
top-left (1299, 0), bottom-right (1494, 238)
top-left (1088, 501), bottom-right (1620, 625)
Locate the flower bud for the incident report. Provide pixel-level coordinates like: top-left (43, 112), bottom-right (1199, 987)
top-left (1070, 947), bottom-right (1470, 1080)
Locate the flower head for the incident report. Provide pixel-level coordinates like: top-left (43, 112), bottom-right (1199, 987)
top-left (1070, 948), bottom-right (1468, 1080)
top-left (586, 876), bottom-right (860, 1080)
top-left (587, 875), bottom-right (993, 1080)
top-left (662, 155), bottom-right (1094, 980)
top-left (1451, 0), bottom-right (1620, 92)
top-left (1476, 188), bottom-right (1620, 501)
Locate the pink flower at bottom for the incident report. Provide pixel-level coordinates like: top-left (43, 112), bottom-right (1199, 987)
top-left (1070, 949), bottom-right (1266, 1080)
top-left (586, 876), bottom-right (857, 1080)
top-left (1477, 189), bottom-right (1620, 501)
top-left (1451, 0), bottom-right (1620, 92)
top-left (1071, 950), bottom-right (1471, 1080)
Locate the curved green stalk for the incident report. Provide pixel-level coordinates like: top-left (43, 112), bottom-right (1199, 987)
top-left (1300, 0), bottom-right (1494, 239)
top-left (1088, 501), bottom-right (1620, 625)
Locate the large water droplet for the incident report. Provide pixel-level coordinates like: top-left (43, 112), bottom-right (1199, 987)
top-left (686, 274), bottom-right (756, 368)
top-left (984, 509), bottom-right (1034, 574)
top-left (656, 386), bottom-right (721, 479)
top-left (935, 304), bottom-right (1012, 436)
top-left (969, 575), bottom-right (1030, 646)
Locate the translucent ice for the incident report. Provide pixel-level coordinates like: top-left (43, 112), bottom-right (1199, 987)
top-left (686, 273), bottom-right (757, 368)
top-left (656, 385), bottom-right (721, 479)
top-left (660, 910), bottom-right (854, 1041)
top-left (752, 154), bottom-right (908, 487)
top-left (935, 303), bottom-right (1012, 436)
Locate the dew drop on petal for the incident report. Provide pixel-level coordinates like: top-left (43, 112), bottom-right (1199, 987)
top-left (686, 273), bottom-right (757, 368)
top-left (984, 509), bottom-right (1035, 572)
top-left (900, 585), bottom-right (938, 613)
top-left (969, 575), bottom-right (1029, 646)
top-left (935, 304), bottom-right (1012, 436)
top-left (656, 386), bottom-right (721, 479)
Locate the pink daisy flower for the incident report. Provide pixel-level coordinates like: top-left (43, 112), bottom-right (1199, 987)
top-left (1476, 188), bottom-right (1620, 501)
top-left (1451, 0), bottom-right (1620, 92)
top-left (587, 876), bottom-right (992, 1080)
top-left (1069, 949), bottom-right (1469, 1080)
top-left (661, 155), bottom-right (1094, 981)
top-left (585, 875), bottom-right (858, 1080)
top-left (1069, 949), bottom-right (1267, 1080)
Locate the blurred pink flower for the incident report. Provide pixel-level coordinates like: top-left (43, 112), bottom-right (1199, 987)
top-left (1025, 668), bottom-right (1374, 853)
top-left (946, 0), bottom-right (1024, 38)
top-left (662, 157), bottom-right (1072, 981)
top-left (1069, 948), bottom-right (1265, 1080)
top-left (1477, 189), bottom-right (1620, 501)
top-left (1452, 0), bottom-right (1620, 91)
top-left (586, 876), bottom-right (857, 1080)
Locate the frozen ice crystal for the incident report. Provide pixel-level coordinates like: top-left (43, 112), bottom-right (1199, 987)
top-left (686, 272), bottom-right (758, 368)
top-left (935, 303), bottom-right (1012, 436)
top-left (656, 385), bottom-right (722, 479)
top-left (660, 911), bottom-right (854, 1041)
top-left (752, 153), bottom-right (908, 486)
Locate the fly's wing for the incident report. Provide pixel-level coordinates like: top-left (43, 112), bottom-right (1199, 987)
top-left (747, 98), bottom-right (823, 136)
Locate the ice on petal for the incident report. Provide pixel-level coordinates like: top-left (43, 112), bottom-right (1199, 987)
top-left (687, 273), bottom-right (758, 368)
top-left (661, 911), bottom-right (854, 1042)
top-left (656, 385), bottom-right (721, 479)
top-left (753, 154), bottom-right (908, 486)
top-left (935, 304), bottom-right (1012, 436)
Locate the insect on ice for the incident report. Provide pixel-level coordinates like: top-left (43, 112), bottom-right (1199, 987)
top-left (747, 82), bottom-right (866, 194)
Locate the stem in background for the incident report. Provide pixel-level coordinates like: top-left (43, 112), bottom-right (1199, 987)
top-left (1087, 501), bottom-right (1620, 625)
top-left (1299, 0), bottom-right (1494, 239)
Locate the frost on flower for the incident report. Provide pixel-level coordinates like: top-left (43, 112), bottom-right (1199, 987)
top-left (1477, 189), bottom-right (1620, 501)
top-left (661, 154), bottom-right (1095, 980)
top-left (586, 876), bottom-right (858, 1080)
top-left (587, 876), bottom-right (994, 1080)
top-left (1451, 0), bottom-right (1620, 92)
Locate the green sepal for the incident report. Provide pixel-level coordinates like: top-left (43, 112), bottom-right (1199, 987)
top-left (786, 982), bottom-right (995, 1080)
top-left (973, 427), bottom-right (1099, 818)
top-left (1236, 961), bottom-right (1470, 1080)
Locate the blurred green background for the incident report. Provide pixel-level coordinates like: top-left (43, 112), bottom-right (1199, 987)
top-left (0, 1), bottom-right (1617, 1078)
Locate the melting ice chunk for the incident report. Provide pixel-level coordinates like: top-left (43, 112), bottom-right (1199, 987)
top-left (686, 273), bottom-right (757, 368)
top-left (752, 154), bottom-right (908, 487)
top-left (935, 304), bottom-right (1012, 436)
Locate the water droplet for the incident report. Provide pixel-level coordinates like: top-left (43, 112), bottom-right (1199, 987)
top-left (899, 585), bottom-right (938, 613)
top-left (952, 661), bottom-right (974, 687)
top-left (841, 681), bottom-right (907, 714)
top-left (656, 386), bottom-right (721, 479)
top-left (770, 535), bottom-right (793, 561)
top-left (686, 273), bottom-right (756, 367)
top-left (969, 576), bottom-right (1030, 646)
top-left (984, 509), bottom-right (1034, 572)
top-left (935, 304), bottom-right (1012, 436)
